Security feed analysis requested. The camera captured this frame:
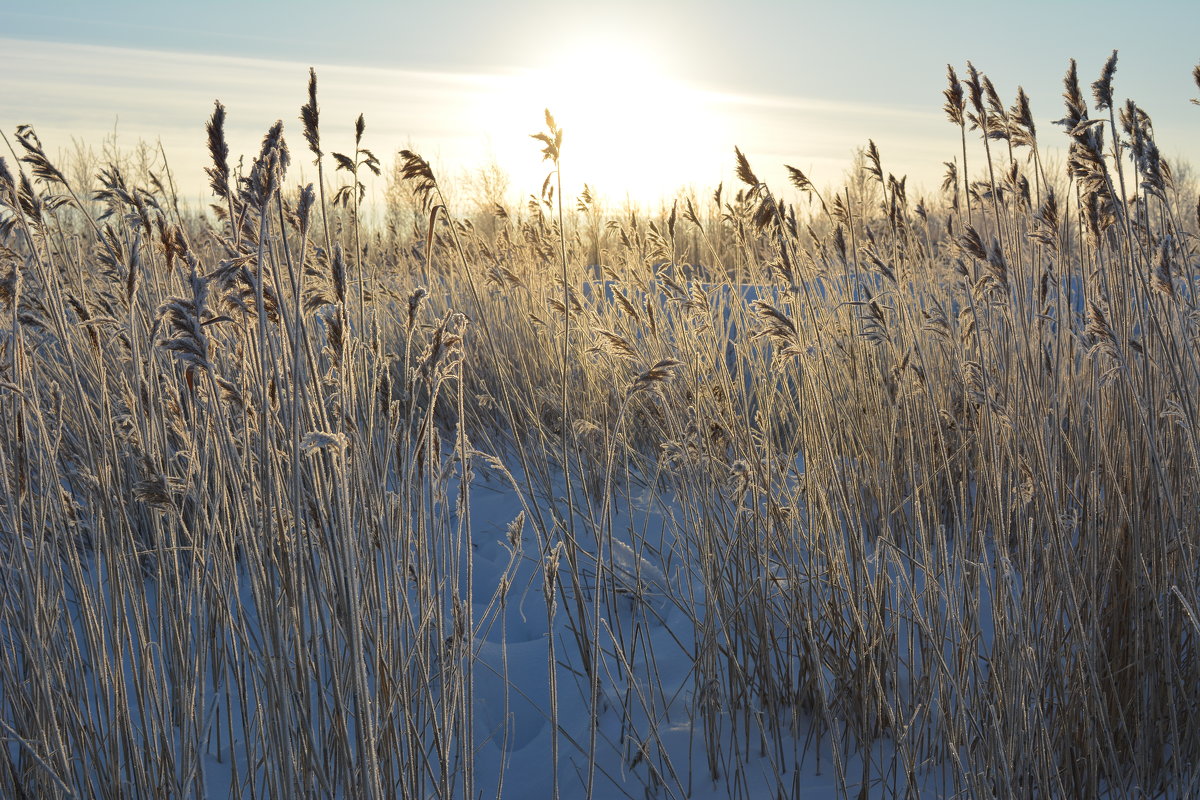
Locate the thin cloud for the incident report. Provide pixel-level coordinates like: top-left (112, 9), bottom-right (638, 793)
top-left (2, 36), bottom-right (967, 205)
top-left (2, 38), bottom-right (496, 186)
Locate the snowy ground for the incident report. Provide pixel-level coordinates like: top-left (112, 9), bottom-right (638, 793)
top-left (45, 458), bottom-right (944, 800)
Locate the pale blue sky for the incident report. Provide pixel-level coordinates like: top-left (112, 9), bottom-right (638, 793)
top-left (2, 1), bottom-right (1197, 205)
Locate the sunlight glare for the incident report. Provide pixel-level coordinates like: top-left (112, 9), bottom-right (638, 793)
top-left (479, 37), bottom-right (728, 208)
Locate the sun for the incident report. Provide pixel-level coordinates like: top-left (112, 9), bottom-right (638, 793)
top-left (478, 37), bottom-right (728, 209)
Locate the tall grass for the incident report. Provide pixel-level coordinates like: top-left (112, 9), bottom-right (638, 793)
top-left (1, 53), bottom-right (1199, 798)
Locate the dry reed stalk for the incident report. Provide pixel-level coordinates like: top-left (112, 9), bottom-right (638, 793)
top-left (1, 57), bottom-right (1199, 800)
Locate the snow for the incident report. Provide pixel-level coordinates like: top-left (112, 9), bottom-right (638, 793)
top-left (104, 454), bottom-right (934, 799)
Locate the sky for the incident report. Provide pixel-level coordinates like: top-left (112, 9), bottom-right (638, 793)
top-left (2, 1), bottom-right (1198, 209)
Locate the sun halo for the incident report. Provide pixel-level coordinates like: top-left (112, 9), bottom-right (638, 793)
top-left (479, 38), bottom-right (727, 209)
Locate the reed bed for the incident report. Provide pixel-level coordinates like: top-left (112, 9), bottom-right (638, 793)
top-left (1, 55), bottom-right (1199, 798)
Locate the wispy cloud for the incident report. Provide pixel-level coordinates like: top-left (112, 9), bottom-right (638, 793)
top-left (2, 38), bottom-right (505, 201)
top-left (706, 89), bottom-right (949, 186)
top-left (2, 36), bottom-right (959, 205)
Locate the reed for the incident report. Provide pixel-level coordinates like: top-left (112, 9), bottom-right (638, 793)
top-left (0, 54), bottom-right (1198, 798)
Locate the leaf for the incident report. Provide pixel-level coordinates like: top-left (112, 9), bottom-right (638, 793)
top-left (425, 204), bottom-right (443, 265)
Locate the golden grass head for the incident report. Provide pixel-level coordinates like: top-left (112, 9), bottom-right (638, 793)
top-left (301, 67), bottom-right (322, 159)
top-left (629, 359), bottom-right (683, 395)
